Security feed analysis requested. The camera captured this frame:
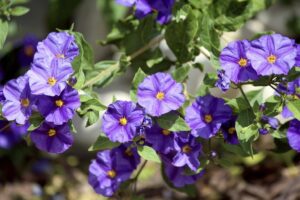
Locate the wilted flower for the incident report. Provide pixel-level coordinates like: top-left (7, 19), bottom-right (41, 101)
top-left (30, 122), bottom-right (74, 154)
top-left (185, 95), bottom-right (232, 139)
top-left (102, 100), bottom-right (145, 143)
top-left (163, 162), bottom-right (205, 188)
top-left (215, 70), bottom-right (231, 92)
top-left (220, 40), bottom-right (258, 83)
top-left (247, 34), bottom-right (297, 76)
top-left (137, 72), bottom-right (185, 117)
top-left (116, 0), bottom-right (175, 24)
top-left (287, 119), bottom-right (300, 152)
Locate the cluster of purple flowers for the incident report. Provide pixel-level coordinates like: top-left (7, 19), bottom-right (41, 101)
top-left (1, 32), bottom-right (80, 154)
top-left (217, 34), bottom-right (299, 91)
top-left (89, 72), bottom-right (243, 196)
top-left (116, 0), bottom-right (175, 24)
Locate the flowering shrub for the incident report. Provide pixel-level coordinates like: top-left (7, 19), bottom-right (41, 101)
top-left (1, 0), bottom-right (300, 198)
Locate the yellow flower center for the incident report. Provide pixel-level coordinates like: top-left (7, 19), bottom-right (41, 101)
top-left (48, 77), bottom-right (57, 86)
top-left (119, 117), bottom-right (127, 126)
top-left (156, 92), bottom-right (165, 100)
top-left (267, 54), bottom-right (277, 64)
top-left (228, 127), bottom-right (236, 134)
top-left (162, 129), bottom-right (171, 136)
top-left (21, 98), bottom-right (30, 107)
top-left (238, 58), bottom-right (248, 67)
top-left (55, 99), bottom-right (64, 107)
top-left (182, 145), bottom-right (192, 153)
top-left (204, 114), bottom-right (213, 123)
top-left (56, 53), bottom-right (65, 59)
top-left (48, 129), bottom-right (56, 137)
top-left (24, 45), bottom-right (34, 57)
top-left (125, 148), bottom-right (133, 156)
top-left (107, 170), bottom-right (116, 178)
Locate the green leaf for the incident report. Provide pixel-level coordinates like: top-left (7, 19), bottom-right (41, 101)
top-left (172, 64), bottom-right (191, 83)
top-left (10, 6), bottom-right (29, 16)
top-left (165, 6), bottom-right (199, 63)
top-left (88, 135), bottom-right (120, 151)
top-left (73, 68), bottom-right (85, 89)
top-left (0, 20), bottom-right (8, 49)
top-left (286, 99), bottom-right (300, 120)
top-left (203, 72), bottom-right (218, 86)
top-left (137, 146), bottom-right (161, 163)
top-left (246, 89), bottom-right (264, 106)
top-left (28, 113), bottom-right (44, 131)
top-left (226, 97), bottom-right (249, 113)
top-left (69, 31), bottom-right (94, 71)
top-left (130, 68), bottom-right (147, 102)
top-left (157, 113), bottom-right (190, 132)
top-left (86, 111), bottom-right (99, 127)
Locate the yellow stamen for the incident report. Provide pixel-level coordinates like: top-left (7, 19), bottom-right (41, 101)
top-left (162, 129), bottom-right (171, 136)
top-left (267, 54), bottom-right (277, 64)
top-left (107, 170), bottom-right (116, 178)
top-left (48, 77), bottom-right (57, 86)
top-left (55, 100), bottom-right (64, 107)
top-left (119, 117), bottom-right (127, 126)
top-left (125, 148), bottom-right (133, 156)
top-left (48, 129), bottom-right (56, 137)
top-left (182, 145), bottom-right (192, 153)
top-left (56, 54), bottom-right (65, 59)
top-left (24, 45), bottom-right (34, 57)
top-left (156, 92), bottom-right (165, 100)
top-left (238, 58), bottom-right (248, 67)
top-left (21, 98), bottom-right (30, 107)
top-left (228, 127), bottom-right (236, 134)
top-left (204, 114), bottom-right (213, 123)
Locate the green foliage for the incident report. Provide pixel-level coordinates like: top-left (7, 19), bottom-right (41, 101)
top-left (171, 64), bottom-right (191, 82)
top-left (286, 99), bottom-right (300, 121)
top-left (157, 113), bottom-right (190, 132)
top-left (137, 146), bottom-right (161, 163)
top-left (0, 19), bottom-right (8, 48)
top-left (130, 68), bottom-right (147, 102)
top-left (89, 135), bottom-right (120, 151)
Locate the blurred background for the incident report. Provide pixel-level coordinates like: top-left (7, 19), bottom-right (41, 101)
top-left (1, 0), bottom-right (300, 199)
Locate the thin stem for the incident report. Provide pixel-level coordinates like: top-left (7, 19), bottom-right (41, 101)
top-left (82, 35), bottom-right (164, 89)
top-left (270, 84), bottom-right (283, 96)
top-left (129, 35), bottom-right (164, 60)
top-left (238, 85), bottom-right (254, 113)
top-left (133, 160), bottom-right (148, 193)
top-left (0, 122), bottom-right (10, 132)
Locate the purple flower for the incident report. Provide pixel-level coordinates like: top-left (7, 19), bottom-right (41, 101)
top-left (296, 44), bottom-right (300, 67)
top-left (0, 86), bottom-right (5, 103)
top-left (163, 162), bottom-right (205, 188)
top-left (137, 72), bottom-right (185, 117)
top-left (246, 34), bottom-right (297, 76)
top-left (88, 145), bottom-right (140, 197)
top-left (34, 32), bottom-right (79, 65)
top-left (102, 101), bottom-right (145, 143)
top-left (259, 128), bottom-right (268, 135)
top-left (287, 119), bottom-right (300, 152)
top-left (30, 122), bottom-right (73, 154)
top-left (37, 86), bottom-right (80, 125)
top-left (116, 0), bottom-right (175, 24)
top-left (18, 35), bottom-right (39, 67)
top-left (282, 106), bottom-right (293, 118)
top-left (172, 132), bottom-right (201, 171)
top-left (261, 115), bottom-right (279, 129)
top-left (220, 40), bottom-right (258, 83)
top-left (221, 117), bottom-right (239, 145)
top-left (0, 121), bottom-right (29, 149)
top-left (145, 124), bottom-right (175, 154)
top-left (2, 76), bottom-right (36, 124)
top-left (27, 59), bottom-right (73, 96)
top-left (185, 95), bottom-right (232, 139)
top-left (215, 70), bottom-right (230, 92)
